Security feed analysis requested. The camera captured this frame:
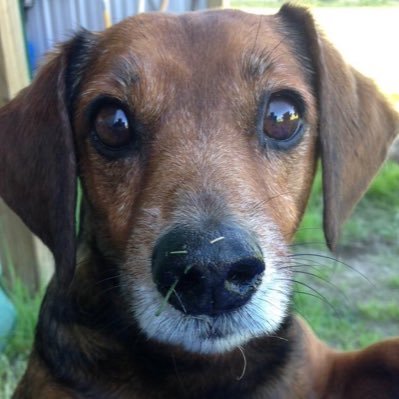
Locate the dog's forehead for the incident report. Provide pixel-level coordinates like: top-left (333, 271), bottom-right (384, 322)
top-left (90, 10), bottom-right (306, 89)
top-left (105, 10), bottom-right (280, 54)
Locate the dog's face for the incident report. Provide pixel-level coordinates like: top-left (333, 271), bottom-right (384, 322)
top-left (73, 10), bottom-right (318, 353)
top-left (0, 6), bottom-right (397, 357)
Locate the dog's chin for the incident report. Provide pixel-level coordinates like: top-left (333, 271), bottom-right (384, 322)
top-left (132, 280), bottom-right (291, 355)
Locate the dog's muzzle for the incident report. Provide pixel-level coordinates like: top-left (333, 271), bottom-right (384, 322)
top-left (151, 224), bottom-right (265, 316)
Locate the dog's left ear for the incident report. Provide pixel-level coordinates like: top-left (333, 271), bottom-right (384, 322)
top-left (0, 32), bottom-right (95, 287)
top-left (278, 5), bottom-right (399, 250)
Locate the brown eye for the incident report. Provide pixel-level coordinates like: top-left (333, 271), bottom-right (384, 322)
top-left (263, 96), bottom-right (302, 141)
top-left (94, 106), bottom-right (130, 148)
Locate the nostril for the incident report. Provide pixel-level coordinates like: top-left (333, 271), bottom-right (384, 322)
top-left (154, 257), bottom-right (208, 312)
top-left (225, 258), bottom-right (265, 295)
top-left (228, 270), bottom-right (256, 285)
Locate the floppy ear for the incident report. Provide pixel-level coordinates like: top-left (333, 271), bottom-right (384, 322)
top-left (278, 5), bottom-right (399, 250)
top-left (0, 32), bottom-right (95, 286)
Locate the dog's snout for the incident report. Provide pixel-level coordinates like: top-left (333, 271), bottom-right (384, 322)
top-left (152, 225), bottom-right (265, 316)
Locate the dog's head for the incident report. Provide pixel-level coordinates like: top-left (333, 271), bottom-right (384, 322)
top-left (0, 6), bottom-right (397, 355)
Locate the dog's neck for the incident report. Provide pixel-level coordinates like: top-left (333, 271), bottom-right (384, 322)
top-left (32, 245), bottom-right (297, 398)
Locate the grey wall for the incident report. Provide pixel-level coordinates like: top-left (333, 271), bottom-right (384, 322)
top-left (24, 0), bottom-right (208, 71)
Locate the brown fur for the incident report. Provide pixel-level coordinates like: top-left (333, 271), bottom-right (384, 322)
top-left (1, 5), bottom-right (398, 399)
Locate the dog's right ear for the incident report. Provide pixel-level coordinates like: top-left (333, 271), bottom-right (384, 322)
top-left (0, 31), bottom-right (96, 287)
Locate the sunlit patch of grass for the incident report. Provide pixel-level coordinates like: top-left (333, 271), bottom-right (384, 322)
top-left (358, 301), bottom-right (399, 321)
top-left (293, 288), bottom-right (385, 350)
top-left (2, 280), bottom-right (43, 359)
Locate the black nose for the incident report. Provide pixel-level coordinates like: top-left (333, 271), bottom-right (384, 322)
top-left (151, 224), bottom-right (265, 316)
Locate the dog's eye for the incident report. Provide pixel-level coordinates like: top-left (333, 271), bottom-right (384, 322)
top-left (263, 96), bottom-right (302, 141)
top-left (94, 106), bottom-right (130, 148)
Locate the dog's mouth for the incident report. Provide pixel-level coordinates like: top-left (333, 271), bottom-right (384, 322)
top-left (132, 266), bottom-right (291, 354)
top-left (133, 282), bottom-right (291, 354)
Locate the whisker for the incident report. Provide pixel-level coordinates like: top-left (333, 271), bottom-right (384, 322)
top-left (267, 334), bottom-right (289, 342)
top-left (294, 270), bottom-right (349, 301)
top-left (94, 273), bottom-right (125, 286)
top-left (290, 253), bottom-right (373, 286)
top-left (292, 290), bottom-right (338, 315)
top-left (276, 277), bottom-right (336, 312)
top-left (96, 283), bottom-right (122, 296)
top-left (236, 345), bottom-right (247, 381)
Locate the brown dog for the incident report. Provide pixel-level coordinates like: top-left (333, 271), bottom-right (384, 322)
top-left (1, 5), bottom-right (398, 399)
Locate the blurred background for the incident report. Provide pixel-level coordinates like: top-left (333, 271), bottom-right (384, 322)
top-left (0, 1), bottom-right (398, 397)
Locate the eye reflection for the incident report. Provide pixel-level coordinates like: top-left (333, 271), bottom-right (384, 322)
top-left (110, 109), bottom-right (129, 129)
top-left (263, 98), bottom-right (301, 141)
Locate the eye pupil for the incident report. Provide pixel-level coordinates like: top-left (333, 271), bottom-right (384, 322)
top-left (263, 97), bottom-right (301, 141)
top-left (94, 106), bottom-right (130, 148)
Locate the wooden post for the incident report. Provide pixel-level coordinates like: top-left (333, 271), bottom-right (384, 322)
top-left (0, 0), bottom-right (54, 291)
top-left (0, 0), bottom-right (30, 103)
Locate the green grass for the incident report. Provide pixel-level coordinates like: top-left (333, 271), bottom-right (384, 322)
top-left (1, 281), bottom-right (43, 359)
top-left (292, 160), bottom-right (399, 350)
top-left (295, 160), bottom-right (399, 246)
top-left (358, 301), bottom-right (399, 321)
top-left (292, 255), bottom-right (399, 349)
top-left (294, 290), bottom-right (384, 349)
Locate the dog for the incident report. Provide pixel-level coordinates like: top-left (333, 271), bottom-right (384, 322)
top-left (1, 5), bottom-right (398, 398)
